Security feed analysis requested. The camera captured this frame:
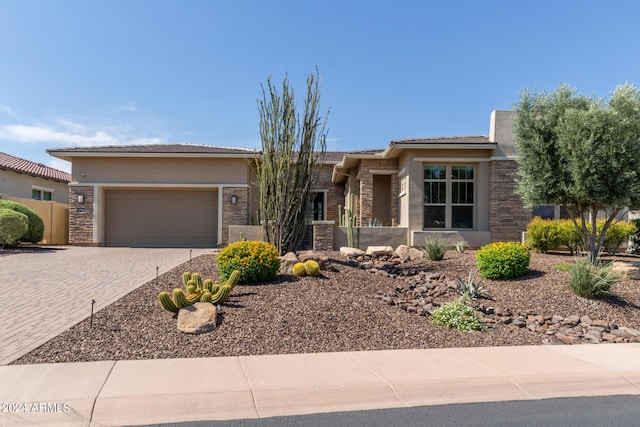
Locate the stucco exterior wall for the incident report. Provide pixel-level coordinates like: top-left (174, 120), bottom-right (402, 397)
top-left (71, 157), bottom-right (252, 185)
top-left (0, 169), bottom-right (69, 203)
top-left (489, 110), bottom-right (517, 158)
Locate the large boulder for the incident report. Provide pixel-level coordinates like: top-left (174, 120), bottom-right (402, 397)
top-left (395, 245), bottom-right (424, 261)
top-left (611, 261), bottom-right (640, 280)
top-left (365, 246), bottom-right (394, 256)
top-left (177, 303), bottom-right (218, 334)
top-left (340, 247), bottom-right (365, 257)
top-left (279, 252), bottom-right (300, 274)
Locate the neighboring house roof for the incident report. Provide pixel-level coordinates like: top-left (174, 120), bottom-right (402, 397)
top-left (0, 152), bottom-right (71, 183)
top-left (390, 135), bottom-right (492, 145)
top-left (47, 143), bottom-right (259, 161)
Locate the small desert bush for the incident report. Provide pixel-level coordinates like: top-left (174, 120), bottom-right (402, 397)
top-left (217, 240), bottom-right (280, 284)
top-left (431, 299), bottom-right (487, 332)
top-left (0, 200), bottom-right (44, 243)
top-left (525, 217), bottom-right (635, 255)
top-left (600, 220), bottom-right (636, 255)
top-left (476, 242), bottom-right (530, 280)
top-left (0, 209), bottom-right (29, 248)
top-left (568, 257), bottom-right (619, 299)
top-left (422, 237), bottom-right (449, 261)
top-left (525, 217), bottom-right (562, 253)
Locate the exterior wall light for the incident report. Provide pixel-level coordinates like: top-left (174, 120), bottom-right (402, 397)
top-left (78, 195), bottom-right (84, 204)
top-left (231, 195), bottom-right (237, 205)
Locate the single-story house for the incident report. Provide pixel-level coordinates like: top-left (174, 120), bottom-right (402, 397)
top-left (47, 110), bottom-right (531, 248)
top-left (0, 152), bottom-right (71, 203)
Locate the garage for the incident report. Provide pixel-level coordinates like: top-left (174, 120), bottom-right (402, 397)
top-left (105, 189), bottom-right (218, 247)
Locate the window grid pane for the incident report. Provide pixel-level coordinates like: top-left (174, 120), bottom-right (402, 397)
top-left (424, 165), bottom-right (474, 229)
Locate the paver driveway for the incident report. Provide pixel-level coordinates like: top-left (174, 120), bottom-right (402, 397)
top-left (0, 246), bottom-right (214, 365)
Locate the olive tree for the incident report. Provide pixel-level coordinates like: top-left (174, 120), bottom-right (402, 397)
top-left (255, 70), bottom-right (328, 254)
top-left (514, 83), bottom-right (640, 262)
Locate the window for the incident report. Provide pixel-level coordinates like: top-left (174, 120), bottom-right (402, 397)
top-left (423, 165), bottom-right (474, 229)
top-left (309, 192), bottom-right (326, 221)
top-left (32, 188), bottom-right (52, 201)
top-left (532, 205), bottom-right (570, 220)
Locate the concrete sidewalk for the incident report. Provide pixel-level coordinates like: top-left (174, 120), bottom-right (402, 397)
top-left (1, 344), bottom-right (639, 426)
top-left (0, 247), bottom-right (214, 365)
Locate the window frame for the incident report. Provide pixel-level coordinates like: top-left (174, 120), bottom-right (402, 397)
top-left (423, 164), bottom-right (476, 230)
top-left (32, 186), bottom-right (53, 201)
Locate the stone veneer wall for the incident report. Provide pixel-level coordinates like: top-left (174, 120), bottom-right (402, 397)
top-left (222, 187), bottom-right (249, 245)
top-left (489, 160), bottom-right (531, 242)
top-left (312, 221), bottom-right (334, 251)
top-left (357, 159), bottom-right (399, 226)
top-left (69, 186), bottom-right (94, 244)
top-left (315, 164), bottom-right (343, 223)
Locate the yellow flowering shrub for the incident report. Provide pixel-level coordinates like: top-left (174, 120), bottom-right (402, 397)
top-left (217, 240), bottom-right (280, 284)
top-left (476, 242), bottom-right (530, 280)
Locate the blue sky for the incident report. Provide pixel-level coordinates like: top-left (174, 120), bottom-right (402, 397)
top-left (1, 0), bottom-right (639, 173)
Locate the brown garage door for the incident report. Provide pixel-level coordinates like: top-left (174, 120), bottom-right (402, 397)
top-left (105, 189), bottom-right (218, 247)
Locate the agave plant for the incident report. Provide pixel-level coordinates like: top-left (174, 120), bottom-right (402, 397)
top-left (453, 269), bottom-right (491, 300)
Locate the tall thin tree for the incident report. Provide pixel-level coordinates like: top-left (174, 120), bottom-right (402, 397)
top-left (255, 69), bottom-right (328, 254)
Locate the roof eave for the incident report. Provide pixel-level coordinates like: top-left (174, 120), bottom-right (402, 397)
top-left (46, 150), bottom-right (259, 161)
top-left (0, 166), bottom-right (70, 183)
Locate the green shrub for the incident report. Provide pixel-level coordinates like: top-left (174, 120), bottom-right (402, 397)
top-left (217, 240), bottom-right (280, 284)
top-left (568, 257), bottom-right (619, 299)
top-left (526, 217), bottom-right (636, 255)
top-left (525, 217), bottom-right (562, 253)
top-left (0, 209), bottom-right (29, 247)
top-left (0, 200), bottom-right (44, 243)
top-left (599, 220), bottom-right (636, 255)
top-left (453, 269), bottom-right (490, 300)
top-left (422, 237), bottom-right (449, 261)
top-left (557, 219), bottom-right (582, 254)
top-left (476, 242), bottom-right (530, 279)
top-left (431, 299), bottom-right (487, 332)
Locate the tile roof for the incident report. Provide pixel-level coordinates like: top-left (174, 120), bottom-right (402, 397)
top-left (391, 135), bottom-right (491, 144)
top-left (47, 143), bottom-right (259, 155)
top-left (0, 152), bottom-right (71, 183)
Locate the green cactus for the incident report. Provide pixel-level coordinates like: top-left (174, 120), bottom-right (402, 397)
top-left (292, 262), bottom-right (307, 277)
top-left (211, 283), bottom-right (221, 295)
top-left (226, 270), bottom-right (241, 288)
top-left (158, 291), bottom-right (179, 313)
top-left (186, 284), bottom-right (197, 294)
top-left (211, 284), bottom-right (232, 304)
top-left (186, 291), bottom-right (202, 304)
top-left (191, 272), bottom-right (203, 288)
top-left (203, 278), bottom-right (214, 292)
top-left (173, 288), bottom-right (191, 308)
top-left (200, 291), bottom-right (212, 303)
top-left (182, 272), bottom-right (192, 287)
top-left (304, 259), bottom-right (321, 276)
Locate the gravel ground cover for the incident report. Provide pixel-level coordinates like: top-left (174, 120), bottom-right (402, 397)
top-left (12, 250), bottom-right (640, 364)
